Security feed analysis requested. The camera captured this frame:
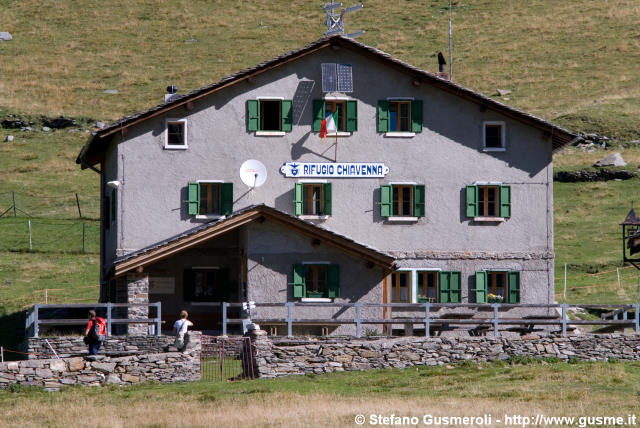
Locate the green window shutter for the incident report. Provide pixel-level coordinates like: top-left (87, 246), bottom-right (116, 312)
top-left (312, 100), bottom-right (325, 132)
top-left (508, 271), bottom-right (520, 303)
top-left (500, 185), bottom-right (511, 218)
top-left (187, 182), bottom-right (200, 216)
top-left (475, 271), bottom-right (488, 303)
top-left (281, 100), bottom-right (293, 132)
top-left (292, 265), bottom-right (306, 298)
top-left (380, 185), bottom-right (392, 218)
top-left (438, 271), bottom-right (450, 303)
top-left (327, 265), bottom-right (340, 298)
top-left (346, 100), bottom-right (357, 132)
top-left (323, 183), bottom-right (332, 216)
top-left (294, 182), bottom-right (303, 216)
top-left (466, 185), bottom-right (478, 218)
top-left (221, 183), bottom-right (233, 216)
top-left (247, 100), bottom-right (259, 132)
top-left (183, 269), bottom-right (194, 301)
top-left (413, 184), bottom-right (425, 217)
top-left (111, 188), bottom-right (117, 224)
top-left (411, 100), bottom-right (423, 133)
top-left (449, 271), bottom-right (462, 303)
top-left (377, 100), bottom-right (389, 132)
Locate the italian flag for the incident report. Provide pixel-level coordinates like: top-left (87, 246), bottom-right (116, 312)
top-left (320, 110), bottom-right (338, 138)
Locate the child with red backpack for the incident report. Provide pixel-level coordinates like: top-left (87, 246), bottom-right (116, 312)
top-left (84, 309), bottom-right (107, 356)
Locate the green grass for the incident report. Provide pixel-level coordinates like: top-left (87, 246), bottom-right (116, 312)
top-left (1, 0), bottom-right (640, 141)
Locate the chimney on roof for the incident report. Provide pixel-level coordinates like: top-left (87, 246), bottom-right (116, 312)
top-left (164, 85), bottom-right (179, 102)
top-left (436, 52), bottom-right (450, 80)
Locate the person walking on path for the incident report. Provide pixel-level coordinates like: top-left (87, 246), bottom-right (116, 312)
top-left (84, 309), bottom-right (107, 356)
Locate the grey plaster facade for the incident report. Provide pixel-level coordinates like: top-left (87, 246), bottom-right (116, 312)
top-left (79, 36), bottom-right (576, 334)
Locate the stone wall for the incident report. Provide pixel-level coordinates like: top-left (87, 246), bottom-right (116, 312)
top-left (22, 333), bottom-right (197, 359)
top-left (251, 332), bottom-right (640, 378)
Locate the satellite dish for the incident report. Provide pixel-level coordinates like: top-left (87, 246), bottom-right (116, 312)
top-left (240, 160), bottom-right (267, 188)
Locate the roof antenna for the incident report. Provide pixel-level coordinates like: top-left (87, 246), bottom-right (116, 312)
top-left (323, 0), bottom-right (364, 38)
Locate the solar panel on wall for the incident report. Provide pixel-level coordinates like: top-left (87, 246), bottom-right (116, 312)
top-left (321, 63), bottom-right (338, 92)
top-left (337, 64), bottom-right (353, 92)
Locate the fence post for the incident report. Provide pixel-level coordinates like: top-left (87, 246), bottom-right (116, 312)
top-left (82, 223), bottom-right (86, 253)
top-left (75, 193), bottom-right (82, 218)
top-left (28, 219), bottom-right (32, 251)
top-left (492, 304), bottom-right (499, 337)
top-left (106, 302), bottom-right (112, 336)
top-left (286, 302), bottom-right (293, 337)
top-left (424, 303), bottom-right (431, 337)
top-left (222, 302), bottom-right (228, 337)
top-left (561, 303), bottom-right (567, 337)
top-left (156, 302), bottom-right (162, 336)
top-left (33, 304), bottom-right (39, 338)
top-left (12, 191), bottom-right (16, 217)
top-left (634, 303), bottom-right (639, 333)
top-left (355, 303), bottom-right (362, 338)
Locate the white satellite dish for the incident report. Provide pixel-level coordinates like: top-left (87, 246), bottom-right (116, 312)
top-left (240, 160), bottom-right (267, 188)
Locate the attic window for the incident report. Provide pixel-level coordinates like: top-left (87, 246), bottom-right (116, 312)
top-left (165, 118), bottom-right (187, 149)
top-left (483, 121), bottom-right (505, 151)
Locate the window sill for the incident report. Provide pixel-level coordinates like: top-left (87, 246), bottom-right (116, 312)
top-left (386, 216), bottom-right (419, 222)
top-left (164, 145), bottom-right (188, 150)
top-left (384, 132), bottom-right (415, 138)
top-left (301, 297), bottom-right (332, 303)
top-left (472, 216), bottom-right (506, 222)
top-left (483, 147), bottom-right (506, 152)
top-left (323, 132), bottom-right (351, 138)
top-left (195, 214), bottom-right (225, 221)
top-left (256, 131), bottom-right (286, 137)
top-left (298, 215), bottom-right (329, 221)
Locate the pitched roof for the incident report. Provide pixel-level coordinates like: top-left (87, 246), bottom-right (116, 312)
top-left (77, 34), bottom-right (580, 167)
top-left (112, 204), bottom-right (395, 277)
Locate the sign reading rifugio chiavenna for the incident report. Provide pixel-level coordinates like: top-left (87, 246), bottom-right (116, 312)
top-left (280, 162), bottom-right (390, 178)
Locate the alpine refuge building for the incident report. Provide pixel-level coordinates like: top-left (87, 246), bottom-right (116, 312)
top-left (77, 35), bottom-right (580, 335)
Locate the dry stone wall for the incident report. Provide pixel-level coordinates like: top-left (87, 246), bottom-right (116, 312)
top-left (251, 333), bottom-right (640, 378)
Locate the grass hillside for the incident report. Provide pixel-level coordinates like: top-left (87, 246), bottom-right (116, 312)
top-left (1, 0), bottom-right (639, 140)
top-left (1, 0), bottom-right (640, 349)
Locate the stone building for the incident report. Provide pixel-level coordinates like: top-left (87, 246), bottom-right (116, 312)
top-left (76, 35), bottom-right (580, 335)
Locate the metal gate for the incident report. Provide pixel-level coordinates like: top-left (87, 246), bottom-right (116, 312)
top-left (200, 336), bottom-right (255, 381)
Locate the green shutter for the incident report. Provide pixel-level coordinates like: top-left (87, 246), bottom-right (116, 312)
top-left (188, 182), bottom-right (200, 216)
top-left (346, 100), bottom-right (357, 132)
top-left (327, 265), bottom-right (340, 298)
top-left (221, 183), bottom-right (233, 216)
top-left (380, 185), bottom-right (392, 218)
top-left (292, 265), bottom-right (306, 298)
top-left (438, 271), bottom-right (450, 303)
top-left (183, 269), bottom-right (194, 301)
top-left (377, 100), bottom-right (389, 132)
top-left (413, 185), bottom-right (425, 217)
top-left (466, 185), bottom-right (478, 218)
top-left (449, 271), bottom-right (462, 303)
top-left (111, 188), bottom-right (117, 224)
top-left (475, 271), bottom-right (488, 303)
top-left (247, 100), bottom-right (259, 132)
top-left (294, 182), bottom-right (303, 216)
top-left (500, 185), bottom-right (511, 218)
top-left (281, 100), bottom-right (293, 132)
top-left (508, 271), bottom-right (520, 303)
top-left (323, 183), bottom-right (332, 216)
top-left (312, 100), bottom-right (325, 132)
top-left (411, 100), bottom-right (423, 133)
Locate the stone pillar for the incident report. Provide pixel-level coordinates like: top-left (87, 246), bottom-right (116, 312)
top-left (126, 273), bottom-right (149, 335)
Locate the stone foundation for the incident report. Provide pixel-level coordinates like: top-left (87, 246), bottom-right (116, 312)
top-left (251, 333), bottom-right (640, 378)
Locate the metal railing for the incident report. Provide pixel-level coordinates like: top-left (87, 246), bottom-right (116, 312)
top-left (218, 302), bottom-right (640, 338)
top-left (24, 302), bottom-right (162, 337)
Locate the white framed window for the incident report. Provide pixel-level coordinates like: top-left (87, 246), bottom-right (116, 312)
top-left (483, 121), bottom-right (506, 151)
top-left (164, 118), bottom-right (187, 149)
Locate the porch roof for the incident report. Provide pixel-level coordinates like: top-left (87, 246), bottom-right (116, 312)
top-left (112, 204), bottom-right (396, 277)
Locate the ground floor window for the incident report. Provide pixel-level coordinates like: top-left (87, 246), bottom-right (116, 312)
top-left (292, 264), bottom-right (339, 299)
top-left (183, 268), bottom-right (231, 302)
top-left (391, 270), bottom-right (461, 303)
top-left (475, 270), bottom-right (520, 303)
top-left (417, 271), bottom-right (438, 302)
top-left (391, 271), bottom-right (411, 302)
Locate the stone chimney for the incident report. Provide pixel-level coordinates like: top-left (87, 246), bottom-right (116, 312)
top-left (164, 85), bottom-right (179, 102)
top-left (437, 52), bottom-right (450, 80)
